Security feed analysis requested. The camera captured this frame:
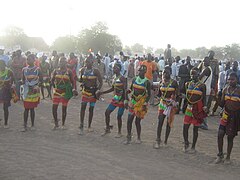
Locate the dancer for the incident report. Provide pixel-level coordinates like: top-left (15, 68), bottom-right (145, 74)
top-left (52, 57), bottom-right (77, 130)
top-left (98, 63), bottom-right (128, 137)
top-left (40, 55), bottom-right (52, 99)
top-left (0, 60), bottom-right (14, 128)
top-left (124, 65), bottom-right (151, 144)
top-left (78, 54), bottom-right (103, 135)
top-left (183, 67), bottom-right (207, 153)
top-left (154, 66), bottom-right (179, 149)
top-left (215, 72), bottom-right (240, 164)
top-left (21, 54), bottom-right (42, 132)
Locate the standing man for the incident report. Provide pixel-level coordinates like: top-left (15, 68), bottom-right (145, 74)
top-left (171, 56), bottom-right (181, 80)
top-left (142, 53), bottom-right (157, 105)
top-left (164, 44), bottom-right (172, 66)
top-left (78, 54), bottom-right (103, 135)
top-left (103, 53), bottom-right (110, 80)
top-left (178, 56), bottom-right (193, 114)
top-left (134, 56), bottom-right (141, 76)
top-left (207, 51), bottom-right (219, 112)
top-left (199, 57), bottom-right (212, 130)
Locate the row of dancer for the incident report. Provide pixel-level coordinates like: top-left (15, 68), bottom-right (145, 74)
top-left (0, 54), bottom-right (239, 164)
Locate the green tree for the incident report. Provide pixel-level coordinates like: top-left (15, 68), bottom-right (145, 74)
top-left (52, 36), bottom-right (77, 53)
top-left (179, 49), bottom-right (197, 59)
top-left (223, 43), bottom-right (240, 61)
top-left (123, 45), bottom-right (132, 56)
top-left (195, 47), bottom-right (209, 59)
top-left (1, 26), bottom-right (29, 50)
top-left (145, 46), bottom-right (154, 54)
top-left (77, 22), bottom-right (122, 55)
top-left (155, 48), bottom-right (164, 55)
top-left (0, 26), bottom-right (49, 51)
top-left (131, 43), bottom-right (144, 54)
top-left (210, 46), bottom-right (224, 60)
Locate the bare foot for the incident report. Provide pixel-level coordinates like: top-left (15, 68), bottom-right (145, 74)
top-left (101, 129), bottom-right (111, 136)
top-left (78, 128), bottom-right (84, 135)
top-left (135, 139), bottom-right (142, 144)
top-left (87, 127), bottom-right (94, 133)
top-left (61, 126), bottom-right (67, 130)
top-left (115, 133), bottom-right (123, 138)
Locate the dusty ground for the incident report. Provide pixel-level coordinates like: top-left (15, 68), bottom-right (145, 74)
top-left (0, 83), bottom-right (240, 180)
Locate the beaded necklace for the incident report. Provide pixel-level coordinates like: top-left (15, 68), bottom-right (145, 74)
top-left (186, 80), bottom-right (202, 104)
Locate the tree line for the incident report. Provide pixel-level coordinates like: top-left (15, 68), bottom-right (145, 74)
top-left (1, 22), bottom-right (240, 61)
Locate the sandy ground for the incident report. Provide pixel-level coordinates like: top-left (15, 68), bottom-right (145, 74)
top-left (0, 83), bottom-right (240, 180)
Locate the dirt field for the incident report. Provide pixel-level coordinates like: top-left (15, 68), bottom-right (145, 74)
top-left (0, 84), bottom-right (239, 180)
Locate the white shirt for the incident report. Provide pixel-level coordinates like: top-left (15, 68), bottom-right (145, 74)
top-left (134, 59), bottom-right (140, 76)
top-left (158, 59), bottom-right (165, 72)
top-left (104, 56), bottom-right (110, 74)
top-left (123, 60), bottom-right (129, 78)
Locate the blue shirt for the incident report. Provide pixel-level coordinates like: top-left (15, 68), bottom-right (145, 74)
top-left (0, 55), bottom-right (10, 66)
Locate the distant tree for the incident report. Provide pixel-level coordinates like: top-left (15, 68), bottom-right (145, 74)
top-left (77, 22), bottom-right (122, 55)
top-left (131, 43), bottom-right (144, 54)
top-left (179, 49), bottom-right (197, 59)
top-left (1, 26), bottom-right (29, 50)
top-left (155, 48), bottom-right (164, 56)
top-left (51, 36), bottom-right (77, 53)
top-left (145, 46), bottom-right (154, 54)
top-left (223, 43), bottom-right (240, 61)
top-left (210, 46), bottom-right (224, 60)
top-left (171, 47), bottom-right (179, 57)
top-left (123, 45), bottom-right (132, 56)
top-left (0, 26), bottom-right (49, 51)
top-left (195, 47), bottom-right (209, 59)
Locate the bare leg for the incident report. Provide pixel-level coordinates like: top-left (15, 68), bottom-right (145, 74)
top-left (215, 128), bottom-right (225, 163)
top-left (41, 86), bottom-right (45, 99)
top-left (192, 126), bottom-right (199, 149)
top-left (52, 104), bottom-right (59, 128)
top-left (80, 103), bottom-right (87, 130)
top-left (62, 105), bottom-right (67, 126)
top-left (30, 108), bottom-right (35, 127)
top-left (23, 108), bottom-right (29, 130)
top-left (88, 106), bottom-right (94, 128)
top-left (226, 135), bottom-right (235, 160)
top-left (46, 86), bottom-right (52, 99)
top-left (135, 117), bottom-right (142, 141)
top-left (3, 102), bottom-right (9, 126)
top-left (183, 124), bottom-right (190, 149)
top-left (156, 114), bottom-right (166, 143)
top-left (117, 114), bottom-right (122, 134)
top-left (164, 121), bottom-right (171, 144)
top-left (124, 114), bottom-right (134, 144)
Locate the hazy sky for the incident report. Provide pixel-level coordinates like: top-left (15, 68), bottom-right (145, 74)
top-left (1, 0), bottom-right (239, 50)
